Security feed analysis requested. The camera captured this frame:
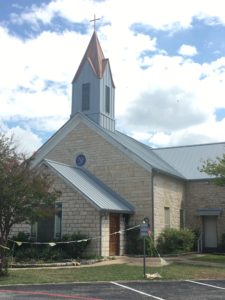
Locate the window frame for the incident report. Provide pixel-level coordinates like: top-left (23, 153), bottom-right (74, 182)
top-left (82, 83), bottom-right (90, 111)
top-left (105, 85), bottom-right (110, 114)
top-left (55, 202), bottom-right (62, 239)
top-left (164, 207), bottom-right (170, 229)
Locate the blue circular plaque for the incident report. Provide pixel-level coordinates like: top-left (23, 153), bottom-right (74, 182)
top-left (75, 154), bottom-right (86, 167)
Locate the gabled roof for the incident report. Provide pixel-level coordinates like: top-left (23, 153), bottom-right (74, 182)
top-left (108, 130), bottom-right (184, 178)
top-left (32, 113), bottom-right (184, 178)
top-left (72, 31), bottom-right (115, 87)
top-left (44, 159), bottom-right (134, 214)
top-left (152, 142), bottom-right (225, 180)
top-left (32, 113), bottom-right (225, 181)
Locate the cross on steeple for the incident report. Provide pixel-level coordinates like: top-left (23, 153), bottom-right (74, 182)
top-left (90, 14), bottom-right (101, 31)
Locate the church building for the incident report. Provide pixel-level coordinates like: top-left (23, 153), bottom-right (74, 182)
top-left (14, 30), bottom-right (225, 256)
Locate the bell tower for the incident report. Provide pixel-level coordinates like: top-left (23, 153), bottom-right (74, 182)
top-left (71, 31), bottom-right (115, 131)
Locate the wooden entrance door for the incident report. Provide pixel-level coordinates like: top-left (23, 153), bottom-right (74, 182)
top-left (109, 213), bottom-right (120, 256)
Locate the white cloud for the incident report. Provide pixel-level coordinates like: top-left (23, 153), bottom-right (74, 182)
top-left (148, 117), bottom-right (225, 147)
top-left (4, 126), bottom-right (43, 156)
top-left (11, 0), bottom-right (225, 32)
top-left (178, 44), bottom-right (198, 57)
top-left (119, 50), bottom-right (225, 146)
top-left (1, 0), bottom-right (225, 152)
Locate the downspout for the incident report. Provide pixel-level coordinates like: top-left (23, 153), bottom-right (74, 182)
top-left (151, 170), bottom-right (155, 242)
top-left (99, 213), bottom-right (102, 257)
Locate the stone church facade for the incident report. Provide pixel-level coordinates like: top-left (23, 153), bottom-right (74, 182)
top-left (12, 31), bottom-right (225, 256)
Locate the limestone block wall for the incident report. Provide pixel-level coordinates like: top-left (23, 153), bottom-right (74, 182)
top-left (46, 122), bottom-right (153, 227)
top-left (101, 214), bottom-right (109, 257)
top-left (10, 170), bottom-right (101, 256)
top-left (51, 173), bottom-right (101, 255)
top-left (153, 173), bottom-right (185, 239)
top-left (186, 180), bottom-right (225, 244)
top-left (10, 223), bottom-right (31, 238)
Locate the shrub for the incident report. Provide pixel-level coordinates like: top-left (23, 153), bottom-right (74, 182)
top-left (9, 231), bottom-right (89, 262)
top-left (60, 232), bottom-right (90, 258)
top-left (157, 228), bottom-right (195, 254)
top-left (126, 227), bottom-right (157, 257)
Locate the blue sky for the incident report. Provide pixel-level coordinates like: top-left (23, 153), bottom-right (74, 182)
top-left (1, 0), bottom-right (225, 154)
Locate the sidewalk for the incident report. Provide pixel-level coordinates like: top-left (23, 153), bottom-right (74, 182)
top-left (165, 254), bottom-right (225, 268)
top-left (93, 254), bottom-right (225, 269)
top-left (11, 254), bottom-right (225, 269)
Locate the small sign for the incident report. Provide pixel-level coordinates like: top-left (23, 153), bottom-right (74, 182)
top-left (140, 223), bottom-right (149, 237)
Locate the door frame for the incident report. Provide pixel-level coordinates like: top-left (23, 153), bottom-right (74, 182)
top-left (203, 216), bottom-right (218, 250)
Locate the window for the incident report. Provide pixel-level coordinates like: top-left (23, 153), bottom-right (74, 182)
top-left (164, 207), bottom-right (170, 228)
top-left (55, 203), bottom-right (62, 239)
top-left (75, 154), bottom-right (86, 167)
top-left (180, 209), bottom-right (185, 229)
top-left (30, 222), bottom-right (37, 239)
top-left (105, 85), bottom-right (110, 114)
top-left (82, 83), bottom-right (90, 111)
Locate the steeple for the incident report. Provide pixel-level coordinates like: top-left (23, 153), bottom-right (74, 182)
top-left (71, 31), bottom-right (115, 131)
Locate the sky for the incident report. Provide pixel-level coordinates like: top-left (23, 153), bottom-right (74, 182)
top-left (1, 0), bottom-right (225, 155)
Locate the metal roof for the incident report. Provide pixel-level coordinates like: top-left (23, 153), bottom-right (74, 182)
top-left (152, 142), bottom-right (225, 180)
top-left (72, 31), bottom-right (115, 87)
top-left (107, 130), bottom-right (184, 178)
top-left (44, 159), bottom-right (134, 214)
top-left (32, 113), bottom-right (225, 182)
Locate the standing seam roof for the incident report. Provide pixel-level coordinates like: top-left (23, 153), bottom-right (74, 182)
top-left (44, 159), bottom-right (134, 213)
top-left (105, 129), bottom-right (185, 178)
top-left (152, 142), bottom-right (225, 180)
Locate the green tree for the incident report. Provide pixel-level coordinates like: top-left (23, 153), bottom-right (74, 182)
top-left (201, 153), bottom-right (225, 186)
top-left (0, 133), bottom-right (61, 275)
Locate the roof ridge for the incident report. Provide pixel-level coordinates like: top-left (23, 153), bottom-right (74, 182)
top-left (112, 130), bottom-right (185, 178)
top-left (153, 141), bottom-right (225, 151)
top-left (44, 158), bottom-right (70, 168)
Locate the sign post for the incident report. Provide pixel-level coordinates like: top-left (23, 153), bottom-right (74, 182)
top-left (140, 219), bottom-right (150, 277)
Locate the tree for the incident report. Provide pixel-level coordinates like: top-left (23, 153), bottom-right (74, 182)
top-left (0, 133), bottom-right (61, 275)
top-left (201, 153), bottom-right (225, 186)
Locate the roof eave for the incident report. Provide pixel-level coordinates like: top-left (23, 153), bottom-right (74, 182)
top-left (42, 159), bottom-right (134, 214)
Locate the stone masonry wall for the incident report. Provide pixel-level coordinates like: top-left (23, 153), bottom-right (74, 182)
top-left (186, 180), bottom-right (225, 245)
top-left (153, 173), bottom-right (185, 239)
top-left (10, 223), bottom-right (31, 238)
top-left (46, 122), bottom-right (153, 227)
top-left (51, 172), bottom-right (101, 255)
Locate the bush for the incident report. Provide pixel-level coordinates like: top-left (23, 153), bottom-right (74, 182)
top-left (60, 232), bottom-right (90, 258)
top-left (157, 228), bottom-right (195, 254)
top-left (9, 231), bottom-right (90, 262)
top-left (126, 227), bottom-right (157, 257)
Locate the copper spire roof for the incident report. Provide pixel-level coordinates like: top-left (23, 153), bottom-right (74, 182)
top-left (72, 31), bottom-right (115, 87)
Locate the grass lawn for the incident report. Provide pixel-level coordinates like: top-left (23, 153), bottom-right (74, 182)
top-left (0, 263), bottom-right (225, 285)
top-left (192, 254), bottom-right (225, 264)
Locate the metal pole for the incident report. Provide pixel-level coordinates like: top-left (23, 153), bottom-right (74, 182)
top-left (143, 236), bottom-right (146, 277)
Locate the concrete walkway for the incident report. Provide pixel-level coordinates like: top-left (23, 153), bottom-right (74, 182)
top-left (11, 254), bottom-right (225, 269)
top-left (91, 254), bottom-right (225, 269)
top-left (165, 254), bottom-right (225, 268)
